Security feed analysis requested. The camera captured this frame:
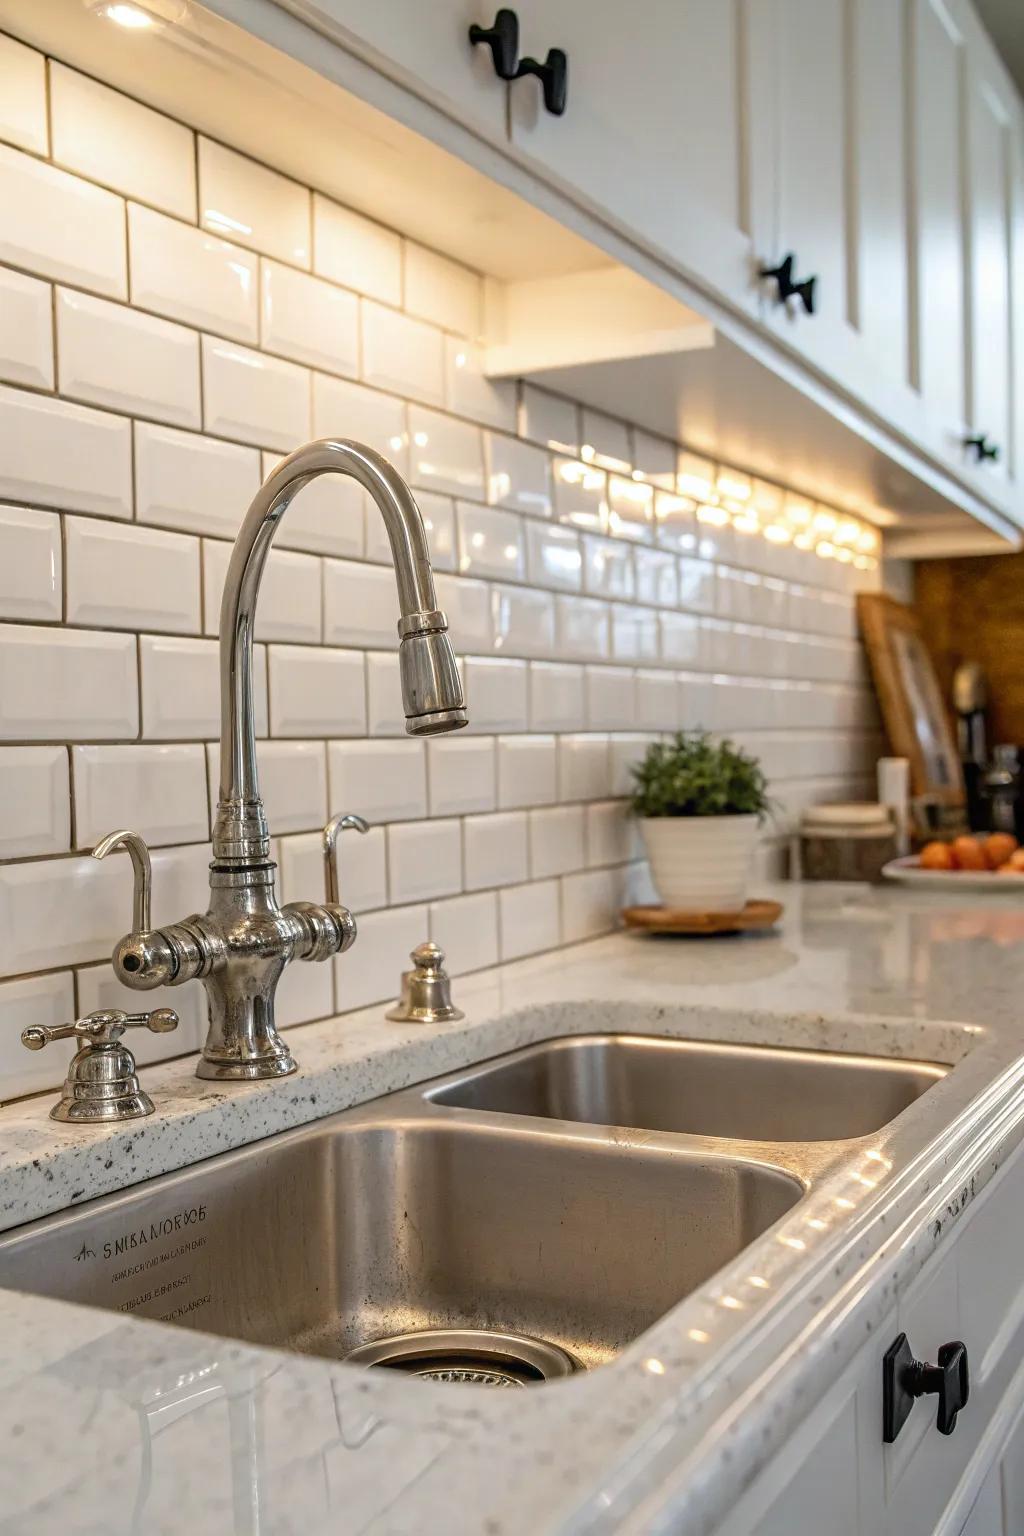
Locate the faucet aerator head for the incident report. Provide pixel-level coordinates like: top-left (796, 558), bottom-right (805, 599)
top-left (398, 622), bottom-right (468, 736)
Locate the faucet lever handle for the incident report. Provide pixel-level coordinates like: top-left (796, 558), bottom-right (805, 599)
top-left (322, 813), bottom-right (369, 906)
top-left (92, 828), bottom-right (153, 934)
top-left (22, 1007), bottom-right (179, 1052)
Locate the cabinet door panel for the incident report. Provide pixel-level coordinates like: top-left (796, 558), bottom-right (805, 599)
top-left (509, 0), bottom-right (754, 309)
top-left (960, 1467), bottom-right (1003, 1536)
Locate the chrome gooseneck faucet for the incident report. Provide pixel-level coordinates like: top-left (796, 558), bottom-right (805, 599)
top-left (93, 440), bottom-right (468, 1081)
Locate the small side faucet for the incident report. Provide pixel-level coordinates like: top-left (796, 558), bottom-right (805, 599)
top-left (93, 440), bottom-right (467, 1081)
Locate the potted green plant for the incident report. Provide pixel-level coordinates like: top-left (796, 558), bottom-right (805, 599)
top-left (629, 731), bottom-right (772, 910)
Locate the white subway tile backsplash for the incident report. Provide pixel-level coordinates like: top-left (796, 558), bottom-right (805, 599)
top-left (632, 430), bottom-right (677, 488)
top-left (463, 656), bottom-right (528, 733)
top-left (66, 517), bottom-right (200, 633)
top-left (323, 558), bottom-right (399, 648)
top-left (525, 520), bottom-right (582, 593)
top-left (0, 385), bottom-right (132, 519)
top-left (608, 476), bottom-right (654, 541)
top-left (202, 336), bottom-right (310, 452)
top-left (366, 651), bottom-right (405, 736)
top-left (491, 584), bottom-right (555, 658)
top-left (427, 735), bottom-right (496, 815)
top-left (464, 811), bottom-right (528, 890)
top-left (529, 661), bottom-right (584, 731)
top-left (659, 611), bottom-right (703, 667)
top-left (0, 35), bottom-right (47, 155)
top-left (388, 818), bottom-right (461, 903)
top-left (250, 740), bottom-right (327, 834)
top-left (609, 733), bottom-right (657, 796)
top-left (328, 740), bottom-right (426, 822)
top-left (135, 423), bottom-right (259, 540)
top-left (580, 410), bottom-right (631, 471)
top-left (77, 954), bottom-right (206, 1063)
top-left (263, 451), bottom-right (366, 560)
top-left (561, 867), bottom-right (617, 943)
top-left (586, 800), bottom-right (631, 866)
top-left (678, 556), bottom-right (716, 614)
top-left (585, 665), bottom-right (636, 729)
top-left (277, 823), bottom-right (386, 914)
top-left (313, 196), bottom-right (401, 305)
top-left (556, 595), bottom-right (610, 661)
top-left (404, 244), bottom-right (480, 336)
top-left (268, 645), bottom-right (365, 737)
top-left (199, 139), bottom-right (310, 267)
top-left (444, 339), bottom-right (516, 431)
top-left (457, 502), bottom-right (524, 581)
top-left (529, 806), bottom-right (585, 878)
top-left (204, 540), bottom-right (321, 641)
top-left (0, 747), bottom-right (69, 858)
top-left (260, 260), bottom-right (358, 376)
top-left (583, 535), bottom-right (635, 599)
top-left (57, 287), bottom-right (200, 428)
top-left (140, 635), bottom-right (267, 740)
top-left (0, 973), bottom-right (76, 1103)
top-left (610, 604), bottom-right (659, 663)
top-left (0, 142), bottom-right (126, 298)
top-left (496, 734), bottom-right (557, 809)
top-left (0, 625), bottom-right (137, 742)
top-left (558, 734), bottom-right (611, 802)
top-left (408, 407), bottom-right (484, 499)
top-left (553, 458), bottom-right (607, 529)
top-left (361, 302), bottom-right (445, 406)
top-left (0, 849), bottom-right (122, 974)
top-left (521, 387), bottom-right (578, 454)
top-left (635, 668), bottom-right (678, 730)
top-left (0, 267), bottom-right (53, 389)
top-left (0, 507), bottom-right (61, 621)
top-left (634, 547), bottom-right (678, 608)
top-left (365, 487), bottom-right (454, 572)
top-left (434, 573), bottom-right (492, 650)
top-left (129, 203), bottom-right (258, 343)
top-left (50, 65), bottom-right (195, 220)
top-left (499, 879), bottom-right (560, 961)
top-left (429, 891), bottom-right (499, 975)
top-left (334, 902), bottom-right (428, 1011)
top-left (73, 743), bottom-right (208, 848)
top-left (485, 432), bottom-right (552, 515)
top-left (269, 952), bottom-right (334, 1030)
top-left (313, 373), bottom-right (408, 477)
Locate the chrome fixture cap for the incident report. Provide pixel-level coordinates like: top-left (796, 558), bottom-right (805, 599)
top-left (386, 942), bottom-right (464, 1024)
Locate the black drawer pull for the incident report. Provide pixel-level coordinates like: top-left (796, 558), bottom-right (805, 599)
top-left (515, 47), bottom-right (568, 115)
top-left (468, 9), bottom-right (519, 80)
top-left (883, 1332), bottom-right (969, 1442)
top-left (759, 252), bottom-right (816, 315)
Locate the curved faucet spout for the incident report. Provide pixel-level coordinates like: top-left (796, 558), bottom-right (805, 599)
top-left (215, 438), bottom-right (466, 863)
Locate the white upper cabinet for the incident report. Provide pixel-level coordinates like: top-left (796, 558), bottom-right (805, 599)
top-left (507, 0), bottom-right (755, 313)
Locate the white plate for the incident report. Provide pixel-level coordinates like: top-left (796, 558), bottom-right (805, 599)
top-left (881, 856), bottom-right (1024, 891)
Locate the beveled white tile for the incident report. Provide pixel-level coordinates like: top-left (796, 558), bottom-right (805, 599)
top-left (607, 475), bottom-right (654, 541)
top-left (404, 243), bottom-right (480, 335)
top-left (268, 645), bottom-right (365, 737)
top-left (434, 572), bottom-right (492, 650)
top-left (202, 336), bottom-right (310, 451)
top-left (583, 534), bottom-right (635, 599)
top-left (0, 507), bottom-right (61, 621)
top-left (250, 740), bottom-right (327, 835)
top-left (561, 867), bottom-right (617, 942)
top-left (528, 805), bottom-right (585, 879)
top-left (0, 143), bottom-right (126, 298)
top-left (388, 817), bottom-right (462, 903)
top-left (0, 851), bottom-right (167, 974)
top-left (57, 287), bottom-right (200, 428)
top-left (678, 556), bottom-right (717, 614)
top-left (277, 823), bottom-right (386, 913)
top-left (76, 956), bottom-right (206, 1064)
top-left (610, 604), bottom-right (659, 663)
top-left (427, 734), bottom-right (495, 816)
top-left (67, 517), bottom-right (200, 633)
top-left (273, 954), bottom-right (334, 1030)
top-left (654, 491), bottom-right (699, 554)
top-left (586, 800), bottom-right (632, 867)
top-left (408, 406), bottom-right (484, 499)
top-left (445, 339), bottom-right (516, 431)
top-left (313, 195), bottom-right (401, 304)
top-left (262, 449), bottom-right (365, 560)
top-left (585, 665), bottom-right (636, 729)
top-left (528, 661), bottom-right (584, 731)
top-left (558, 734), bottom-right (611, 802)
top-left (129, 203), bottom-right (258, 344)
top-left (0, 267), bottom-right (53, 389)
top-left (366, 488), bottom-right (455, 571)
top-left (200, 138), bottom-right (310, 266)
top-left (499, 878), bottom-right (560, 961)
top-left (361, 301), bottom-right (444, 406)
top-left (491, 584), bottom-right (555, 657)
top-left (635, 669), bottom-right (679, 730)
top-left (524, 521), bottom-right (581, 592)
top-left (0, 624), bottom-right (136, 741)
top-left (365, 651), bottom-right (404, 736)
top-left (141, 634), bottom-right (266, 740)
top-left (556, 594), bottom-right (610, 660)
top-left (0, 973), bottom-right (76, 1103)
top-left (51, 65), bottom-right (195, 220)
top-left (609, 732), bottom-right (659, 795)
top-left (323, 557), bottom-right (400, 648)
top-left (260, 259), bottom-right (358, 376)
top-left (464, 811), bottom-right (528, 890)
top-left (457, 501), bottom-right (524, 581)
top-left (634, 547), bottom-right (678, 608)
top-left (462, 656), bottom-right (528, 733)
top-left (0, 35), bottom-right (47, 155)
top-left (631, 430), bottom-right (677, 489)
top-left (580, 409), bottom-right (631, 471)
top-left (73, 743), bottom-right (207, 848)
top-left (485, 432), bottom-right (551, 515)
top-left (136, 423), bottom-right (258, 540)
top-left (520, 386), bottom-right (578, 454)
top-left (328, 739), bottom-right (426, 823)
top-left (0, 384), bottom-right (131, 519)
top-left (204, 540), bottom-right (321, 641)
top-left (553, 457), bottom-right (607, 531)
top-left (659, 611), bottom-right (703, 666)
top-left (496, 734), bottom-right (556, 809)
top-left (334, 903), bottom-right (429, 1011)
top-left (429, 890), bottom-right (499, 975)
top-left (312, 372), bottom-right (408, 478)
top-left (0, 747), bottom-right (69, 858)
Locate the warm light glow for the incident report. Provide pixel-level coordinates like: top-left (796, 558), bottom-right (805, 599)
top-left (748, 1275), bottom-right (770, 1290)
top-left (413, 431), bottom-right (429, 448)
top-left (719, 1294), bottom-right (744, 1310)
top-left (687, 1328), bottom-right (711, 1344)
top-left (732, 512), bottom-right (760, 535)
top-left (204, 209), bottom-right (252, 237)
top-left (696, 503), bottom-right (730, 527)
top-left (793, 532), bottom-right (814, 550)
top-left (784, 496), bottom-right (813, 528)
top-left (677, 453), bottom-right (715, 500)
top-left (453, 351), bottom-right (467, 369)
top-left (580, 443), bottom-right (596, 462)
top-left (98, 2), bottom-right (154, 24)
top-left (834, 1196), bottom-right (856, 1211)
top-left (764, 523), bottom-right (792, 544)
top-left (388, 435), bottom-right (405, 452)
top-left (717, 470), bottom-right (752, 501)
top-left (857, 527), bottom-right (880, 553)
top-left (835, 519), bottom-right (860, 545)
top-left (816, 540), bottom-right (836, 559)
top-left (644, 1357), bottom-right (666, 1375)
top-left (778, 1235), bottom-right (806, 1251)
top-left (813, 509), bottom-right (838, 534)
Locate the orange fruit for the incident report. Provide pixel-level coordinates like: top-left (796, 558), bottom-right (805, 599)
top-left (984, 832), bottom-right (1019, 869)
top-left (1007, 849), bottom-right (1024, 872)
top-left (952, 836), bottom-right (987, 871)
top-left (996, 863), bottom-right (1024, 875)
top-left (920, 840), bottom-right (955, 871)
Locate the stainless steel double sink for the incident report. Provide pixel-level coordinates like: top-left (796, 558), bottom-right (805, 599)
top-left (0, 1034), bottom-right (948, 1377)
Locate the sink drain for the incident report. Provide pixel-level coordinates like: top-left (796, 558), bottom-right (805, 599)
top-left (344, 1328), bottom-right (579, 1386)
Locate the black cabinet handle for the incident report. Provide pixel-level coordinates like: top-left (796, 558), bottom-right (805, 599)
top-left (759, 253), bottom-right (817, 315)
top-left (964, 433), bottom-right (1000, 464)
top-left (469, 9), bottom-right (519, 80)
top-left (883, 1332), bottom-right (970, 1442)
top-left (515, 47), bottom-right (568, 115)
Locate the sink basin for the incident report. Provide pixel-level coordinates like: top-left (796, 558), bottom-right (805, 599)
top-left (0, 1104), bottom-right (800, 1371)
top-left (429, 1034), bottom-right (949, 1143)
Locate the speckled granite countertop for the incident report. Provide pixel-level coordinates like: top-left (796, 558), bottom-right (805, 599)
top-left (2, 881), bottom-right (1024, 1535)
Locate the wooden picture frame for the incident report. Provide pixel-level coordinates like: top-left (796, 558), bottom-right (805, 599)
top-left (857, 593), bottom-right (965, 815)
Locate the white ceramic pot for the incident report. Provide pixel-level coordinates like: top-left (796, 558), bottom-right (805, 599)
top-left (640, 814), bottom-right (760, 911)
